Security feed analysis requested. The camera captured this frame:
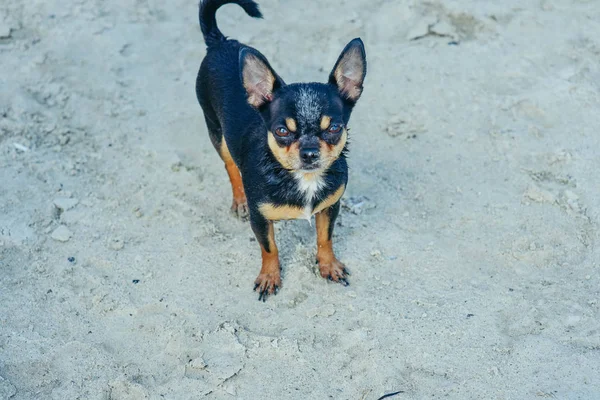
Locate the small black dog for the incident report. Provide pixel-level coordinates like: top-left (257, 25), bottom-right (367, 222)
top-left (195, 0), bottom-right (367, 301)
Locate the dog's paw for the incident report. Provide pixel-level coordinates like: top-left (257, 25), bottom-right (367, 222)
top-left (318, 258), bottom-right (350, 286)
top-left (253, 272), bottom-right (281, 302)
top-left (230, 199), bottom-right (249, 221)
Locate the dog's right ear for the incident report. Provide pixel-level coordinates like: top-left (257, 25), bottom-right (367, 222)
top-left (240, 48), bottom-right (284, 109)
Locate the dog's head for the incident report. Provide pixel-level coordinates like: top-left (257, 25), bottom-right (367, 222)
top-left (240, 39), bottom-right (367, 172)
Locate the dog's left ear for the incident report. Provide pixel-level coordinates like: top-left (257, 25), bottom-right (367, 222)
top-left (240, 48), bottom-right (284, 109)
top-left (329, 38), bottom-right (367, 104)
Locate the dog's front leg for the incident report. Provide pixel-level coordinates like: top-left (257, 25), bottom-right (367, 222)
top-left (315, 201), bottom-right (349, 286)
top-left (250, 212), bottom-right (281, 301)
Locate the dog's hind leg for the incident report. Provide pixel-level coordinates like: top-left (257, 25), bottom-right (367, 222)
top-left (219, 136), bottom-right (249, 220)
top-left (200, 101), bottom-right (249, 220)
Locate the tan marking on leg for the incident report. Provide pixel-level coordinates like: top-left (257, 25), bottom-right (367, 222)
top-left (255, 221), bottom-right (282, 298)
top-left (219, 138), bottom-right (233, 163)
top-left (220, 139), bottom-right (247, 218)
top-left (285, 118), bottom-right (297, 132)
top-left (261, 221), bottom-right (278, 258)
top-left (313, 184), bottom-right (345, 214)
top-left (225, 161), bottom-right (246, 204)
top-left (315, 208), bottom-right (347, 283)
top-left (316, 211), bottom-right (334, 262)
top-left (320, 115), bottom-right (332, 131)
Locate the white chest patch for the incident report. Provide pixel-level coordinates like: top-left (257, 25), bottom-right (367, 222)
top-left (294, 171), bottom-right (326, 222)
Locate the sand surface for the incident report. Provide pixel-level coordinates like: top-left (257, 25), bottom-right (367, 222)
top-left (1, 0), bottom-right (600, 399)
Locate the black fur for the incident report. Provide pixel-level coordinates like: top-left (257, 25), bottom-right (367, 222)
top-left (195, 0), bottom-right (366, 298)
top-left (199, 0), bottom-right (262, 46)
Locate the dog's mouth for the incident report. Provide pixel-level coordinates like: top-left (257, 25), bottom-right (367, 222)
top-left (297, 162), bottom-right (322, 172)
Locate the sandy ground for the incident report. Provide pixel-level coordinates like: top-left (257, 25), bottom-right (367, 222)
top-left (1, 0), bottom-right (600, 398)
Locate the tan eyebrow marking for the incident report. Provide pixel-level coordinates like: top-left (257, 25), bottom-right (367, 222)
top-left (320, 115), bottom-right (331, 131)
top-left (285, 118), bottom-right (297, 132)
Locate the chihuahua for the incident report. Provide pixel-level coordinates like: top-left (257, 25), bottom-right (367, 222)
top-left (195, 0), bottom-right (367, 301)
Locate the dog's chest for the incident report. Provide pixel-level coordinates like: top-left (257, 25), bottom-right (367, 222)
top-left (294, 172), bottom-right (326, 220)
top-left (258, 172), bottom-right (346, 222)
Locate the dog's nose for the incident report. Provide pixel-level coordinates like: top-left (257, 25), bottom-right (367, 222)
top-left (300, 148), bottom-right (319, 163)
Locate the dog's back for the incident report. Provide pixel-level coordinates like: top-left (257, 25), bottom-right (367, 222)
top-left (195, 0), bottom-right (267, 165)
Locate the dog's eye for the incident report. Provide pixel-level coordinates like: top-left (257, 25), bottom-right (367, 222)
top-left (275, 127), bottom-right (289, 137)
top-left (327, 123), bottom-right (343, 134)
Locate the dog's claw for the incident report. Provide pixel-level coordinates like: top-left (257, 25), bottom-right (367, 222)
top-left (253, 272), bottom-right (281, 302)
top-left (231, 199), bottom-right (249, 221)
top-left (318, 257), bottom-right (350, 286)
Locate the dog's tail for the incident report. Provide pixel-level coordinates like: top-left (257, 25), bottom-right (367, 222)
top-left (199, 0), bottom-right (262, 47)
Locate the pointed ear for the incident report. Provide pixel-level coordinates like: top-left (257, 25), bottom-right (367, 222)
top-left (240, 48), bottom-right (284, 109)
top-left (329, 38), bottom-right (367, 103)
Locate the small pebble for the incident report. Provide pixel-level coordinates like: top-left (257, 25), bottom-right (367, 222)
top-left (342, 196), bottom-right (375, 215)
top-left (370, 249), bottom-right (383, 260)
top-left (68, 257), bottom-right (75, 263)
top-left (54, 197), bottom-right (79, 211)
top-left (13, 143), bottom-right (29, 152)
top-left (0, 25), bottom-right (11, 39)
top-left (307, 304), bottom-right (336, 318)
top-left (51, 226), bottom-right (72, 242)
top-left (109, 238), bottom-right (124, 250)
top-left (188, 357), bottom-right (207, 370)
